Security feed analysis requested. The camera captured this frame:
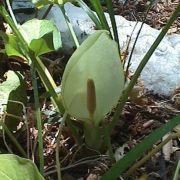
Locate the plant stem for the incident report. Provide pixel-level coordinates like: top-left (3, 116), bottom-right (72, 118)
top-left (76, 0), bottom-right (102, 29)
top-left (56, 111), bottom-right (68, 180)
top-left (59, 5), bottom-right (80, 48)
top-left (31, 63), bottom-right (44, 176)
top-left (6, 0), bottom-right (18, 27)
top-left (173, 158), bottom-right (180, 180)
top-left (41, 4), bottom-right (53, 19)
top-left (0, 121), bottom-right (27, 157)
top-left (105, 0), bottom-right (120, 54)
top-left (125, 4), bottom-right (152, 80)
top-left (89, 0), bottom-right (112, 37)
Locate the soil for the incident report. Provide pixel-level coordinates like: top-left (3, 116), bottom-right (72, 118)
top-left (0, 1), bottom-right (179, 180)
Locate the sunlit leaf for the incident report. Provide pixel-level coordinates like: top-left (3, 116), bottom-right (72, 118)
top-left (0, 154), bottom-right (44, 180)
top-left (20, 19), bottom-right (61, 55)
top-left (0, 32), bottom-right (25, 59)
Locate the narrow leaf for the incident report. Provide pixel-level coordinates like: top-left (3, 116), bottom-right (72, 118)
top-left (102, 115), bottom-right (180, 180)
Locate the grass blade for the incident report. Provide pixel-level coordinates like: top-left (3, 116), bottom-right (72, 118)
top-left (31, 63), bottom-right (44, 176)
top-left (173, 159), bottom-right (180, 180)
top-left (104, 0), bottom-right (120, 52)
top-left (102, 115), bottom-right (180, 180)
top-left (89, 0), bottom-right (111, 36)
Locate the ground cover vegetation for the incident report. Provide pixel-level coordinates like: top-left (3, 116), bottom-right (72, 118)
top-left (0, 0), bottom-right (179, 179)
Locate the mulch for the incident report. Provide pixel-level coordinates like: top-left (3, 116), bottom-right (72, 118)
top-left (0, 1), bottom-right (179, 179)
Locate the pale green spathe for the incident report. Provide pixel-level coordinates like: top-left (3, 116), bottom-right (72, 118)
top-left (62, 30), bottom-right (124, 125)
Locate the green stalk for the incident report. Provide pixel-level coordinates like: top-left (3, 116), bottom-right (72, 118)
top-left (0, 5), bottom-right (64, 114)
top-left (89, 0), bottom-right (111, 36)
top-left (33, 56), bottom-right (64, 114)
top-left (104, 0), bottom-right (120, 53)
top-left (125, 4), bottom-right (152, 80)
top-left (0, 121), bottom-right (27, 157)
top-left (76, 0), bottom-right (102, 29)
top-left (125, 133), bottom-right (180, 177)
top-left (173, 158), bottom-right (180, 180)
top-left (31, 63), bottom-right (44, 176)
top-left (59, 5), bottom-right (80, 48)
top-left (102, 116), bottom-right (180, 180)
top-left (108, 3), bottom-right (180, 134)
top-left (56, 111), bottom-right (68, 180)
top-left (41, 4), bottom-right (53, 19)
top-left (6, 0), bottom-right (18, 27)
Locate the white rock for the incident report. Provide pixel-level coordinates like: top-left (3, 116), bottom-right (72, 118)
top-left (17, 3), bottom-right (180, 96)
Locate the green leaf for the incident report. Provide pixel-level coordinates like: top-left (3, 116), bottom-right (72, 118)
top-left (20, 19), bottom-right (61, 55)
top-left (0, 19), bottom-right (61, 58)
top-left (102, 115), bottom-right (180, 180)
top-left (30, 32), bottom-right (54, 56)
top-left (0, 71), bottom-right (27, 130)
top-left (0, 154), bottom-right (44, 180)
top-left (0, 31), bottom-right (25, 59)
top-left (62, 30), bottom-right (124, 125)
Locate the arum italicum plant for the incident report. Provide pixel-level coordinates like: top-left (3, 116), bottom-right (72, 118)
top-left (61, 30), bottom-right (124, 149)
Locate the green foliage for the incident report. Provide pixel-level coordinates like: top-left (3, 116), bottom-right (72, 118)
top-left (89, 0), bottom-right (110, 33)
top-left (20, 19), bottom-right (61, 55)
top-left (0, 32), bottom-right (25, 59)
top-left (0, 6), bottom-right (64, 114)
top-left (62, 30), bottom-right (124, 125)
top-left (0, 71), bottom-right (27, 130)
top-left (0, 19), bottom-right (61, 58)
top-left (0, 1), bottom-right (179, 179)
top-left (0, 154), bottom-right (44, 180)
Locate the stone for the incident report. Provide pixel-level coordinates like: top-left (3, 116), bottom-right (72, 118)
top-left (15, 3), bottom-right (180, 96)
